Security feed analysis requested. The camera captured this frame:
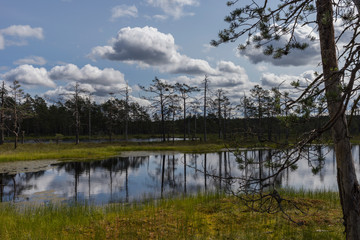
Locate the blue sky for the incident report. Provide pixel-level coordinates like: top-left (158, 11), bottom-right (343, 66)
top-left (0, 0), bottom-right (321, 104)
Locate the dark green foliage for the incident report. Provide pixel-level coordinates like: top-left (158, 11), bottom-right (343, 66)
top-left (18, 95), bottom-right (151, 139)
top-left (212, 1), bottom-right (317, 59)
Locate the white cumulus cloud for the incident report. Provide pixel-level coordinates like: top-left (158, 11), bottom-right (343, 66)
top-left (146, 0), bottom-right (199, 19)
top-left (261, 70), bottom-right (316, 90)
top-left (168, 60), bottom-right (254, 101)
top-left (238, 25), bottom-right (320, 67)
top-left (110, 5), bottom-right (138, 21)
top-left (48, 64), bottom-right (128, 96)
top-left (0, 35), bottom-right (4, 50)
top-left (49, 64), bottom-right (125, 86)
top-left (43, 85), bottom-right (73, 102)
top-left (0, 25), bottom-right (44, 50)
top-left (90, 26), bottom-right (178, 65)
top-left (89, 26), bottom-right (216, 75)
top-left (153, 15), bottom-right (168, 21)
top-left (1, 64), bottom-right (129, 98)
top-left (14, 56), bottom-right (47, 66)
top-left (1, 64), bottom-right (55, 88)
top-left (0, 25), bottom-right (44, 39)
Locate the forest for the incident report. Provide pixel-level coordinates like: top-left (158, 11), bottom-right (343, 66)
top-left (2, 76), bottom-right (360, 146)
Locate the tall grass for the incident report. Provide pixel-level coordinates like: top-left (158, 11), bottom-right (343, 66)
top-left (0, 190), bottom-right (344, 239)
top-left (0, 142), bottom-right (225, 163)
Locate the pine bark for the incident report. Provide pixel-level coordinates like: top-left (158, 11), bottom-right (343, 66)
top-left (317, 0), bottom-right (360, 238)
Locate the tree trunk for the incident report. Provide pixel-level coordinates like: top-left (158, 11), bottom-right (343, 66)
top-left (14, 104), bottom-right (17, 149)
top-left (183, 98), bottom-right (186, 141)
top-left (285, 97), bottom-right (289, 144)
top-left (194, 115), bottom-right (197, 139)
top-left (88, 103), bottom-right (91, 140)
top-left (172, 108), bottom-right (175, 143)
top-left (258, 97), bottom-right (262, 142)
top-left (160, 96), bottom-right (166, 142)
top-left (218, 97), bottom-right (222, 139)
top-left (75, 112), bottom-right (80, 145)
top-left (75, 83), bottom-right (80, 145)
top-left (317, 0), bottom-right (360, 238)
top-left (125, 85), bottom-right (129, 141)
top-left (203, 77), bottom-right (208, 142)
top-left (125, 113), bottom-right (128, 141)
top-left (14, 134), bottom-right (18, 149)
top-left (0, 82), bottom-right (5, 145)
top-left (223, 106), bottom-right (227, 140)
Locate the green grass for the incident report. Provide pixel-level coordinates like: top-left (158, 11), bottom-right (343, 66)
top-left (0, 141), bottom-right (225, 163)
top-left (0, 190), bottom-right (344, 239)
top-left (4, 132), bottom-right (357, 163)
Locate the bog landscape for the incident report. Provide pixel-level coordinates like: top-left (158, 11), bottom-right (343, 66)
top-left (1, 0), bottom-right (360, 239)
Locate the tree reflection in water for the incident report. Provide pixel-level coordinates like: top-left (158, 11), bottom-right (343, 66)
top-left (0, 146), bottom-right (359, 205)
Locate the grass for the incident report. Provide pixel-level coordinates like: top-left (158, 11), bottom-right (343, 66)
top-left (0, 190), bottom-right (344, 239)
top-left (0, 141), bottom-right (225, 163)
top-left (3, 132), bottom-right (357, 163)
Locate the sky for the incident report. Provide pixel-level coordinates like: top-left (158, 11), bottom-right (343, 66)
top-left (0, 0), bottom-right (324, 105)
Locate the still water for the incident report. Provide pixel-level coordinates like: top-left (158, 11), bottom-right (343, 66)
top-left (1, 146), bottom-right (360, 205)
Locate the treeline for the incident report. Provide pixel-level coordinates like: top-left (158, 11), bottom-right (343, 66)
top-left (2, 77), bottom-right (360, 147)
top-left (21, 95), bottom-right (151, 139)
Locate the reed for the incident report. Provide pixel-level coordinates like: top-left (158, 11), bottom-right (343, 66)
top-left (0, 190), bottom-right (344, 239)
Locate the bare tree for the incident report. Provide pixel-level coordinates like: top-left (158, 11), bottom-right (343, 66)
top-left (249, 85), bottom-right (270, 142)
top-left (62, 82), bottom-right (85, 145)
top-left (7, 80), bottom-right (32, 149)
top-left (203, 76), bottom-right (209, 142)
top-left (222, 95), bottom-right (232, 140)
top-left (118, 83), bottom-right (130, 141)
top-left (167, 93), bottom-right (181, 143)
top-left (140, 77), bottom-right (173, 142)
top-left (72, 83), bottom-right (82, 145)
top-left (238, 93), bottom-right (251, 139)
top-left (86, 93), bottom-right (92, 141)
top-left (190, 99), bottom-right (201, 140)
top-left (123, 84), bottom-right (130, 141)
top-left (0, 81), bottom-right (7, 145)
top-left (175, 83), bottom-right (199, 141)
top-left (215, 89), bottom-right (225, 139)
top-left (103, 93), bottom-right (117, 143)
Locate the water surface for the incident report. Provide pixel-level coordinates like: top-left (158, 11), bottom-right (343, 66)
top-left (1, 146), bottom-right (360, 205)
